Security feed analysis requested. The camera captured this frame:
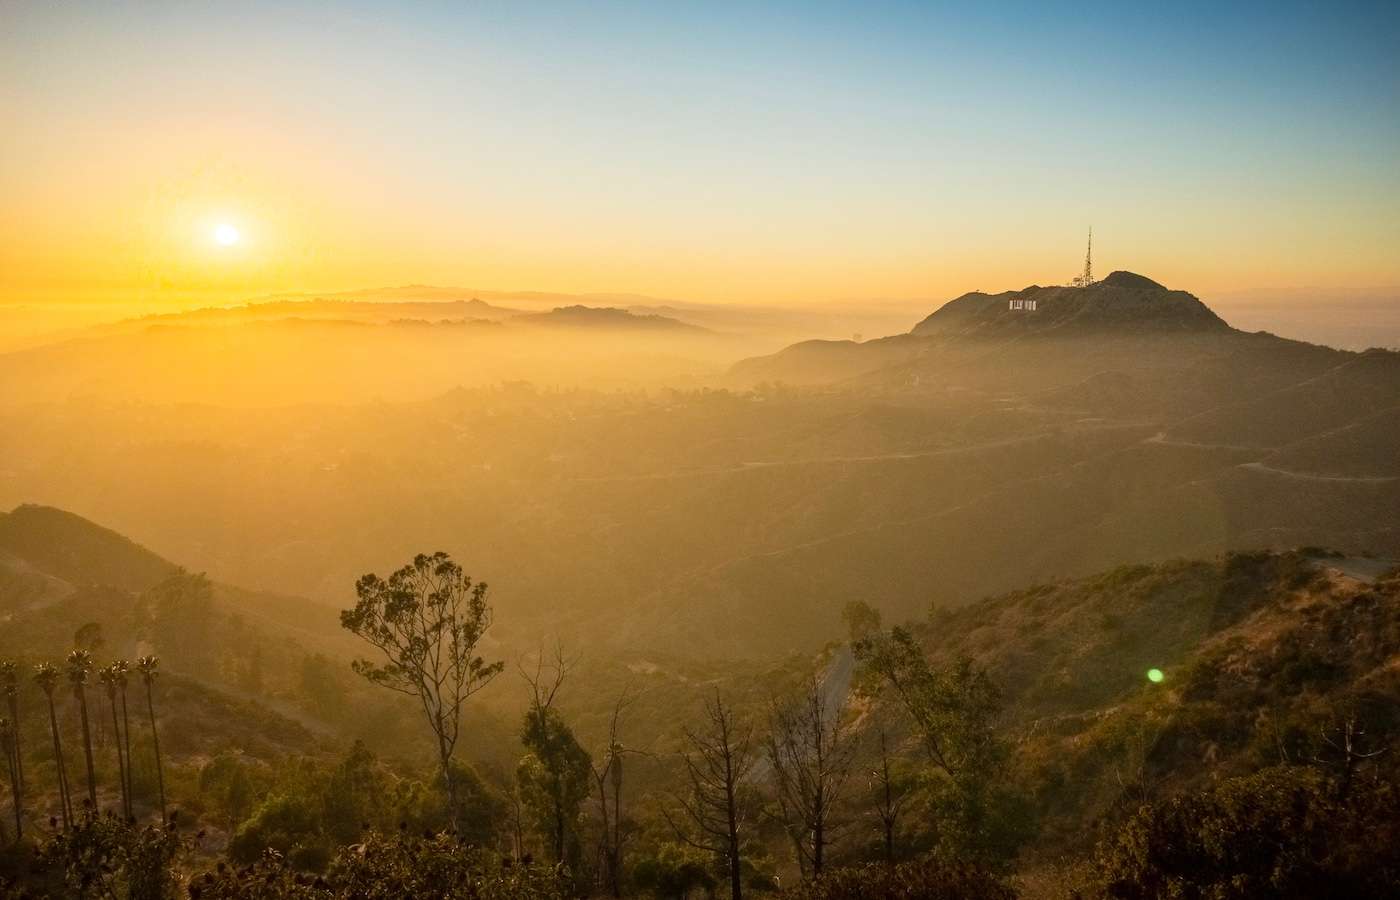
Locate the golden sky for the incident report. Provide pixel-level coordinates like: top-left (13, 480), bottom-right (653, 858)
top-left (3, 3), bottom-right (1397, 310)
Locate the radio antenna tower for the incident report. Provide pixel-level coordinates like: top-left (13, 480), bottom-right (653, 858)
top-left (1069, 227), bottom-right (1094, 287)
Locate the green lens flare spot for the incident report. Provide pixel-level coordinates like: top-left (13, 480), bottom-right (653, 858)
top-left (1147, 668), bottom-right (1165, 683)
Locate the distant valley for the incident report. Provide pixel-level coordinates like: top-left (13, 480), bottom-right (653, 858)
top-left (2, 273), bottom-right (1397, 659)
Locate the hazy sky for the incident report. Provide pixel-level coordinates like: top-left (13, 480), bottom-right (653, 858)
top-left (3, 1), bottom-right (1398, 308)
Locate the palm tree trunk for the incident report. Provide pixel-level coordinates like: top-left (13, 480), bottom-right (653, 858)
top-left (107, 695), bottom-right (128, 819)
top-left (45, 697), bottom-right (71, 829)
top-left (6, 695), bottom-right (22, 801)
top-left (76, 691), bottom-right (97, 810)
top-left (119, 691), bottom-right (134, 819)
top-left (3, 731), bottom-right (21, 840)
top-left (144, 683), bottom-right (166, 822)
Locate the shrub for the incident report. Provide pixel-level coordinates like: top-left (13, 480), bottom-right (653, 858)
top-left (1094, 765), bottom-right (1400, 898)
top-left (190, 832), bottom-right (569, 900)
top-left (776, 857), bottom-right (1016, 900)
top-left (630, 842), bottom-right (718, 899)
top-left (35, 809), bottom-right (187, 900)
top-left (227, 794), bottom-right (330, 871)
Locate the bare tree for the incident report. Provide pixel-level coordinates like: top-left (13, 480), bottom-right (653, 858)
top-left (869, 725), bottom-right (909, 866)
top-left (766, 673), bottom-right (857, 878)
top-left (665, 690), bottom-right (757, 900)
top-left (340, 552), bottom-right (504, 821)
top-left (517, 645), bottom-right (591, 868)
top-left (33, 662), bottom-right (72, 828)
top-left (1316, 714), bottom-right (1386, 799)
top-left (591, 684), bottom-right (649, 897)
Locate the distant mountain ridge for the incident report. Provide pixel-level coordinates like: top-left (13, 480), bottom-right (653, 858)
top-left (74, 296), bottom-right (710, 333)
top-left (0, 503), bottom-right (177, 593)
top-left (516, 305), bottom-right (709, 332)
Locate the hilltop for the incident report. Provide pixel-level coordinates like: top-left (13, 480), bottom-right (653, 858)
top-left (910, 272), bottom-right (1229, 338)
top-left (732, 272), bottom-right (1240, 387)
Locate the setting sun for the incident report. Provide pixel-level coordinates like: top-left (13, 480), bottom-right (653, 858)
top-left (213, 223), bottom-right (240, 247)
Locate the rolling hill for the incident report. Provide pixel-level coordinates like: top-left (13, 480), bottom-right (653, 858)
top-left (3, 274), bottom-right (1399, 661)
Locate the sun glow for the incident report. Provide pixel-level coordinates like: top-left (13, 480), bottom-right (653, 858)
top-left (213, 223), bottom-right (241, 246)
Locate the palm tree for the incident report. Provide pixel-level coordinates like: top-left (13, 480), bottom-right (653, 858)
top-left (136, 656), bottom-right (166, 822)
top-left (117, 663), bottom-right (134, 819)
top-left (0, 662), bottom-right (22, 828)
top-left (65, 650), bottom-right (98, 811)
top-left (98, 662), bottom-right (131, 819)
top-left (33, 663), bottom-right (72, 829)
top-left (1, 716), bottom-right (20, 840)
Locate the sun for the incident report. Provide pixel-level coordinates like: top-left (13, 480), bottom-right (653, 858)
top-left (213, 223), bottom-right (241, 246)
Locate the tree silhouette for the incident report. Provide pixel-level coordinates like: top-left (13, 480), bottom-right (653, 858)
top-left (116, 662), bottom-right (135, 820)
top-left (136, 656), bottom-right (166, 822)
top-left (99, 661), bottom-right (132, 819)
top-left (766, 672), bottom-right (857, 878)
top-left (590, 685), bottom-right (646, 898)
top-left (855, 627), bottom-right (1012, 863)
top-left (665, 690), bottom-right (757, 900)
top-left (868, 725), bottom-right (910, 866)
top-left (1, 716), bottom-right (20, 840)
top-left (73, 622), bottom-right (105, 654)
top-left (66, 649), bottom-right (98, 810)
top-left (340, 552), bottom-right (504, 821)
top-left (1314, 714), bottom-right (1387, 800)
top-left (1, 661), bottom-right (23, 838)
top-left (516, 646), bottom-right (591, 870)
top-left (34, 662), bottom-right (72, 828)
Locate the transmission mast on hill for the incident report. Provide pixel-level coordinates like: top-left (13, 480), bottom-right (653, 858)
top-left (1069, 228), bottom-right (1094, 287)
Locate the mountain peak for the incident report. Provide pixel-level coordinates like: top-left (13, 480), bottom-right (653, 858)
top-left (910, 274), bottom-right (1227, 337)
top-left (1100, 271), bottom-right (1166, 290)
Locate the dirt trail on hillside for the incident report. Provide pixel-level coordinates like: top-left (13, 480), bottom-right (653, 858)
top-left (1237, 462), bottom-right (1400, 484)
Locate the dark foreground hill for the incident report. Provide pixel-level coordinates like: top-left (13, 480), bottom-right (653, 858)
top-left (3, 502), bottom-right (1396, 896)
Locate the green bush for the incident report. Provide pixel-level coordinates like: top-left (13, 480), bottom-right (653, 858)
top-left (630, 842), bottom-right (718, 899)
top-left (227, 794), bottom-right (330, 871)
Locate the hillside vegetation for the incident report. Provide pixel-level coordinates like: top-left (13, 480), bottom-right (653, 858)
top-left (3, 505), bottom-right (1397, 897)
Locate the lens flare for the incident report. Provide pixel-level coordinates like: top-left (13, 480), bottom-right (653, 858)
top-left (1147, 668), bottom-right (1165, 683)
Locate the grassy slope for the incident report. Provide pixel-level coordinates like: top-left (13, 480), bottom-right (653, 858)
top-left (900, 550), bottom-right (1400, 865)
